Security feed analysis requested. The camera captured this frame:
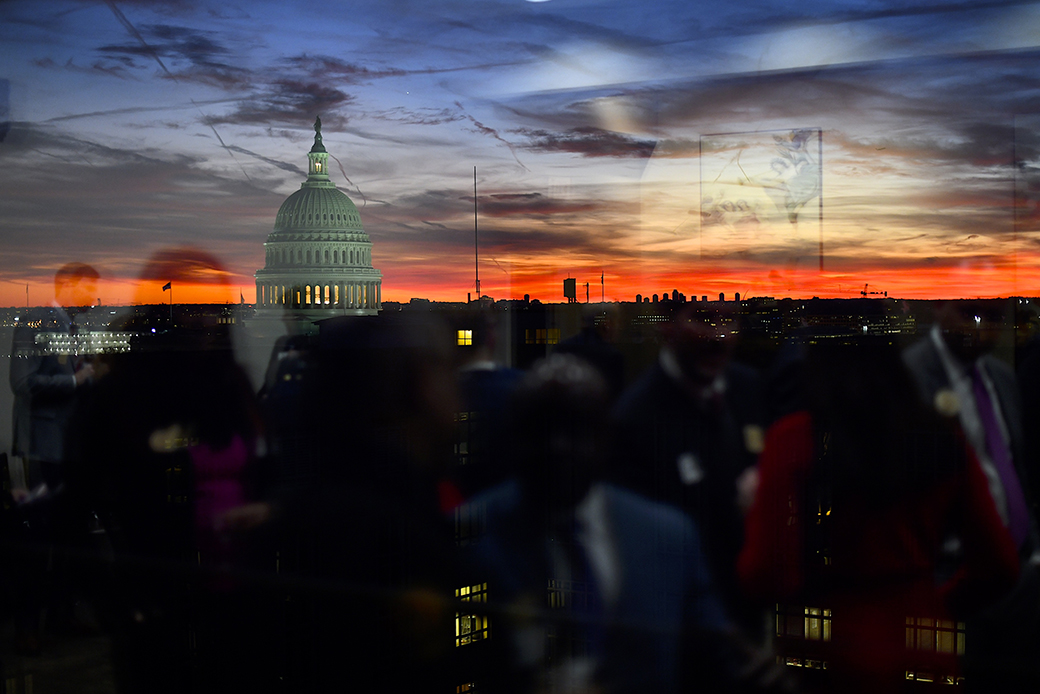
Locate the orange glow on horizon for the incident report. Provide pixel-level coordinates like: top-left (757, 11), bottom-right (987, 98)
top-left (4, 259), bottom-right (1040, 308)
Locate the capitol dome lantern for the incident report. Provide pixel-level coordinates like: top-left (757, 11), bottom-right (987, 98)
top-left (255, 116), bottom-right (382, 318)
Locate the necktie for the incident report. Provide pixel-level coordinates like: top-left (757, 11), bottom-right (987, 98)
top-left (972, 365), bottom-right (1029, 548)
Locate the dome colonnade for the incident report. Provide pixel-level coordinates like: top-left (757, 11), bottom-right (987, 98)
top-left (255, 117), bottom-right (382, 316)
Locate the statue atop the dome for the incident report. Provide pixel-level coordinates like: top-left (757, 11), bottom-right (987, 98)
top-left (310, 115), bottom-right (326, 153)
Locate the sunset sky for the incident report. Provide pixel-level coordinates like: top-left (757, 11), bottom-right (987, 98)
top-left (4, 0), bottom-right (1040, 305)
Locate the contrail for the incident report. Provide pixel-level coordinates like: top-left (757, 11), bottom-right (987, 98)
top-left (227, 145), bottom-right (305, 176)
top-left (103, 0), bottom-right (173, 78)
top-left (103, 0), bottom-right (255, 185)
top-left (454, 101), bottom-right (529, 171)
top-left (329, 153), bottom-right (367, 206)
top-left (490, 257), bottom-right (509, 275)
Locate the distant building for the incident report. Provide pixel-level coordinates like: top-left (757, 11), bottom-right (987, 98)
top-left (563, 278), bottom-right (577, 303)
top-left (254, 117), bottom-right (382, 319)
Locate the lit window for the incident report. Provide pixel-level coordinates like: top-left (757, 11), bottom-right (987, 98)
top-left (455, 583), bottom-right (489, 646)
top-left (457, 329), bottom-right (473, 346)
top-left (906, 617), bottom-right (964, 656)
top-left (774, 603), bottom-right (831, 671)
top-left (803, 607), bottom-right (831, 641)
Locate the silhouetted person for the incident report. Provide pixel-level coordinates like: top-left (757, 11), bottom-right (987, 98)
top-left (470, 354), bottom-right (782, 694)
top-left (273, 314), bottom-right (460, 692)
top-left (8, 262), bottom-right (99, 654)
top-left (610, 305), bottom-right (766, 635)
top-left (453, 309), bottom-right (523, 499)
top-left (554, 304), bottom-right (625, 400)
top-left (903, 300), bottom-right (1040, 688)
top-left (66, 248), bottom-right (272, 693)
top-left (11, 262), bottom-right (98, 491)
top-left (741, 339), bottom-right (1019, 693)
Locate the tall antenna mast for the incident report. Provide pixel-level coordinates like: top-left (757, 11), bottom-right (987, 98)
top-left (474, 166), bottom-right (480, 299)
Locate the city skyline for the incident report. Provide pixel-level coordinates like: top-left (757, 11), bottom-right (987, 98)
top-left (4, 1), bottom-right (1040, 306)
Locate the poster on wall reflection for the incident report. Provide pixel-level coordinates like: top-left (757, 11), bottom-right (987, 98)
top-left (699, 128), bottom-right (823, 270)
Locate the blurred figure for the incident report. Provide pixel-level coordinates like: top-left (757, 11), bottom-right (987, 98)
top-left (471, 354), bottom-right (781, 694)
top-left (610, 305), bottom-right (766, 634)
top-left (8, 262), bottom-right (99, 653)
top-left (276, 314), bottom-right (460, 691)
top-left (554, 304), bottom-right (625, 400)
top-left (11, 263), bottom-right (98, 492)
top-left (257, 311), bottom-right (316, 496)
top-left (904, 301), bottom-right (1030, 549)
top-left (903, 300), bottom-right (1040, 688)
top-left (66, 248), bottom-right (271, 693)
top-left (453, 308), bottom-right (522, 499)
top-left (740, 340), bottom-right (1019, 693)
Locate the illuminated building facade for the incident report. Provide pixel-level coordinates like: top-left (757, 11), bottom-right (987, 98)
top-left (254, 117), bottom-right (382, 319)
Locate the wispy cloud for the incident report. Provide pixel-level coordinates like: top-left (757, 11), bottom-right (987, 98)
top-left (516, 126), bottom-right (655, 158)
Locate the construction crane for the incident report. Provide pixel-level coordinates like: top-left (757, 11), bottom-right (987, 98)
top-left (860, 283), bottom-right (887, 297)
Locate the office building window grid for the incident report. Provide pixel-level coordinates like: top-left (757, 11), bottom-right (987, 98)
top-left (456, 583), bottom-right (489, 647)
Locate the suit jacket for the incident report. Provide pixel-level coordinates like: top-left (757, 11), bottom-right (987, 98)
top-left (10, 306), bottom-right (79, 463)
top-left (470, 480), bottom-right (733, 694)
top-left (902, 330), bottom-right (1040, 687)
top-left (609, 358), bottom-right (765, 628)
top-left (903, 333), bottom-right (1028, 513)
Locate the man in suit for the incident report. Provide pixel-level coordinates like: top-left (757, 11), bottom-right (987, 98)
top-left (7, 263), bottom-right (98, 653)
top-left (10, 263), bottom-right (98, 490)
top-left (903, 300), bottom-right (1030, 549)
top-left (903, 300), bottom-right (1039, 688)
top-left (610, 305), bottom-right (766, 634)
top-left (469, 355), bottom-right (778, 694)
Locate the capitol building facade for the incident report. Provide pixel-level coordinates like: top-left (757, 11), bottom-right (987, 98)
top-left (255, 118), bottom-right (382, 317)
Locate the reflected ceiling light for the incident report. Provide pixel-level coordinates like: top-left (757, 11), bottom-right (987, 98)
top-left (590, 96), bottom-right (643, 134)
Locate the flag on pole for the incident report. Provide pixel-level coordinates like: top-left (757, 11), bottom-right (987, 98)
top-left (162, 282), bottom-right (172, 291)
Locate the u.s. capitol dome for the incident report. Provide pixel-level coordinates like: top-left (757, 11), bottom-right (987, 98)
top-left (255, 117), bottom-right (381, 317)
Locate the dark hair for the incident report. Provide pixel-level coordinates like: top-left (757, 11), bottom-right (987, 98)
top-left (804, 338), bottom-right (964, 506)
top-left (508, 354), bottom-right (611, 506)
top-left (54, 262), bottom-right (99, 287)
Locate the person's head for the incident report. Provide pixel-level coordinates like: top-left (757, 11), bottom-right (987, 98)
top-left (310, 314), bottom-right (459, 478)
top-left (54, 262), bottom-right (99, 308)
top-left (509, 354), bottom-right (611, 508)
top-left (135, 247), bottom-right (236, 351)
top-left (661, 306), bottom-right (734, 385)
top-left (805, 337), bottom-right (961, 502)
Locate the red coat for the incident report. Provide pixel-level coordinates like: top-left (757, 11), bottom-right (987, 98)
top-left (738, 412), bottom-right (1019, 691)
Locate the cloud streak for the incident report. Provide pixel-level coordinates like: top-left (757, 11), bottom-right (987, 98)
top-left (516, 126), bottom-right (656, 158)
